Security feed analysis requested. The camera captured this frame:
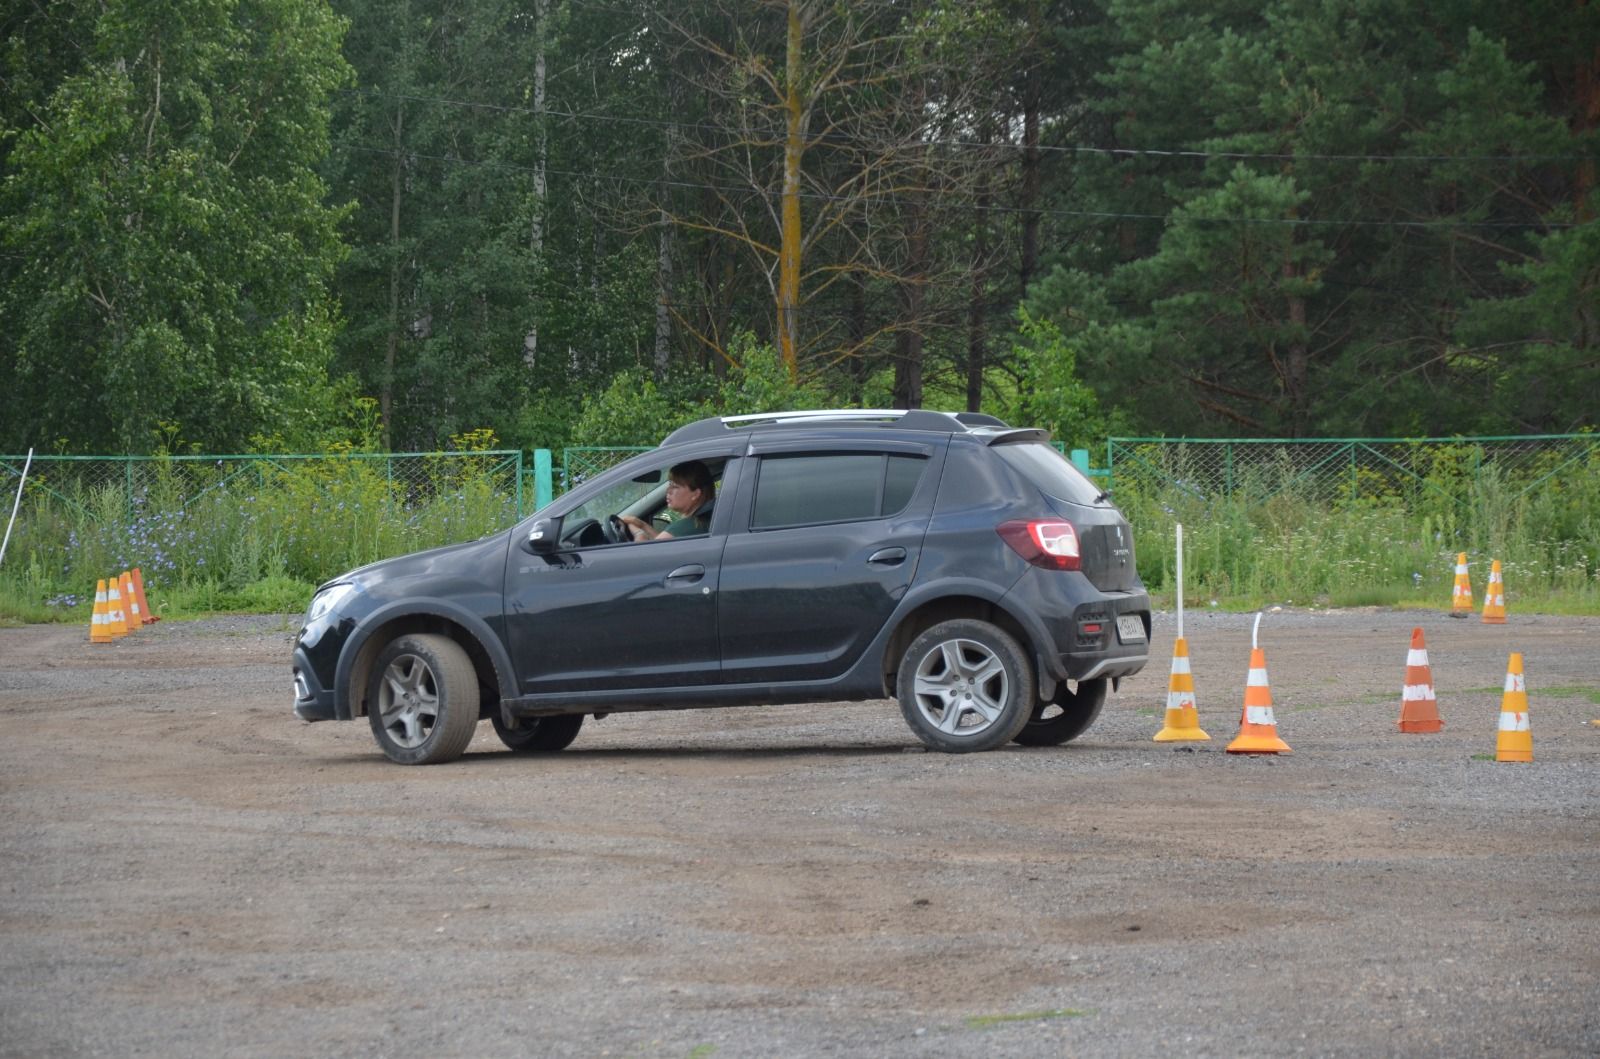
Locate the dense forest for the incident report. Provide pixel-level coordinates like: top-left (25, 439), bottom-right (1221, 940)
top-left (3, 0), bottom-right (1596, 456)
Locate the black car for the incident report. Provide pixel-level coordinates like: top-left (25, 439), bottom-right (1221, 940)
top-left (292, 410), bottom-right (1150, 763)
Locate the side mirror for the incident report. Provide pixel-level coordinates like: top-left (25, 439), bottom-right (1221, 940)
top-left (526, 516), bottom-right (561, 554)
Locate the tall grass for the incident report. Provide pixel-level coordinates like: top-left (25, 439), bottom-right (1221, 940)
top-left (0, 454), bottom-right (520, 623)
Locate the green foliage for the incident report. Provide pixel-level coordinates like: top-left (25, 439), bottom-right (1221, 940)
top-left (0, 0), bottom-right (353, 454)
top-left (999, 308), bottom-right (1113, 451)
top-left (571, 334), bottom-right (826, 445)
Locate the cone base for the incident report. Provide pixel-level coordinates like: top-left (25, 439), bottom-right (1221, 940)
top-left (1226, 733), bottom-right (1291, 754)
top-left (1495, 750), bottom-right (1532, 763)
top-left (1448, 610), bottom-right (1470, 619)
top-left (1154, 725), bottom-right (1211, 742)
top-left (1481, 615), bottom-right (1506, 624)
top-left (1397, 718), bottom-right (1443, 733)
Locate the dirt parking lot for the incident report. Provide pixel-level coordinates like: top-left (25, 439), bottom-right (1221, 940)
top-left (1, 607), bottom-right (1597, 1057)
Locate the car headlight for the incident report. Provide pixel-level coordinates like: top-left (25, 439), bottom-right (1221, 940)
top-left (305, 582), bottom-right (356, 624)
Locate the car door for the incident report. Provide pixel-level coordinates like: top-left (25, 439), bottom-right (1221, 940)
top-left (503, 451), bottom-right (742, 696)
top-left (715, 440), bottom-right (943, 686)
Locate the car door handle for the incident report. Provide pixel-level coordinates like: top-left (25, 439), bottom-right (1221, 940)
top-left (867, 547), bottom-right (907, 567)
top-left (665, 564), bottom-right (705, 584)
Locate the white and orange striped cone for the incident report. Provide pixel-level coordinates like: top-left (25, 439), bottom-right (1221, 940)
top-left (1449, 552), bottom-right (1472, 617)
top-left (104, 577), bottom-right (129, 639)
top-left (1226, 646), bottom-right (1291, 754)
top-left (119, 571), bottom-right (141, 630)
top-left (1154, 636), bottom-right (1210, 741)
top-left (1481, 560), bottom-right (1507, 624)
top-left (130, 567), bottom-right (158, 624)
top-left (1495, 652), bottom-right (1532, 763)
top-left (1397, 627), bottom-right (1443, 733)
top-left (89, 579), bottom-right (112, 643)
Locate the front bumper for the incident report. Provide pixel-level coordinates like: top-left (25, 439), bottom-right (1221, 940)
top-left (292, 642), bottom-right (337, 722)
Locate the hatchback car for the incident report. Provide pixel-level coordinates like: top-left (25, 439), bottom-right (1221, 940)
top-left (292, 410), bottom-right (1150, 763)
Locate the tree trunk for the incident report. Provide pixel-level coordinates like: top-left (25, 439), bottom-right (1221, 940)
top-left (653, 206), bottom-right (674, 380)
top-left (776, 0), bottom-right (804, 380)
top-left (523, 0), bottom-right (548, 370)
top-left (967, 126), bottom-right (992, 412)
top-left (1018, 4), bottom-right (1042, 293)
top-left (1283, 255), bottom-right (1309, 437)
top-left (383, 99), bottom-right (404, 451)
top-left (1575, 33), bottom-right (1599, 218)
top-left (894, 196), bottom-right (927, 409)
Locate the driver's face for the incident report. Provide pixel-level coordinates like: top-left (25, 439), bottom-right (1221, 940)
top-left (665, 480), bottom-right (704, 515)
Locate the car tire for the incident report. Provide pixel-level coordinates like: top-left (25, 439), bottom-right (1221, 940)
top-left (897, 619), bottom-right (1035, 753)
top-left (366, 634), bottom-right (481, 765)
top-left (1012, 678), bottom-right (1108, 747)
top-left (490, 712), bottom-right (584, 753)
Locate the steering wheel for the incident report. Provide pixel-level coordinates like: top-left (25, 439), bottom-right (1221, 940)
top-left (605, 514), bottom-right (632, 544)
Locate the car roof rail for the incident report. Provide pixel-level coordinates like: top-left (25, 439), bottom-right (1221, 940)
top-left (662, 408), bottom-right (1010, 445)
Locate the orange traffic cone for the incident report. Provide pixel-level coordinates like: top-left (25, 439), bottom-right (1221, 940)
top-left (1227, 646), bottom-right (1291, 754)
top-left (1154, 636), bottom-right (1210, 741)
top-left (119, 571), bottom-right (141, 630)
top-left (89, 579), bottom-right (112, 643)
top-left (104, 576), bottom-right (129, 639)
top-left (1495, 652), bottom-right (1532, 763)
top-left (130, 567), bottom-right (158, 624)
top-left (1449, 553), bottom-right (1472, 617)
top-left (1481, 560), bottom-right (1506, 624)
top-left (1397, 627), bottom-right (1443, 733)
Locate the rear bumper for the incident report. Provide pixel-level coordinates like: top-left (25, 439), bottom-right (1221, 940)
top-left (1002, 570), bottom-right (1151, 682)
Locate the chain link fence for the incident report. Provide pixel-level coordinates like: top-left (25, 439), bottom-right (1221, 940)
top-left (0, 451), bottom-right (525, 593)
top-left (561, 447), bottom-right (651, 494)
top-left (1106, 436), bottom-right (1598, 511)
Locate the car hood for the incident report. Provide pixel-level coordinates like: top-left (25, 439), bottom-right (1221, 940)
top-left (323, 532), bottom-right (512, 594)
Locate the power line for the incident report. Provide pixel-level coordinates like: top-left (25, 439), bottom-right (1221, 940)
top-left (337, 86), bottom-right (1595, 166)
top-left (331, 141), bottom-right (1594, 231)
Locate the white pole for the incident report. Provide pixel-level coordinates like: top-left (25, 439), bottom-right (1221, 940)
top-left (0, 447), bottom-right (33, 569)
top-left (1252, 611), bottom-right (1262, 650)
top-left (1175, 522), bottom-right (1184, 641)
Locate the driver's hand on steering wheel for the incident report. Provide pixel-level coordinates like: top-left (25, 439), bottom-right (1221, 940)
top-left (619, 514), bottom-right (657, 541)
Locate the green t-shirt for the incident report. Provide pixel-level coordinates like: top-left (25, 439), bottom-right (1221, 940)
top-left (661, 501), bottom-right (713, 539)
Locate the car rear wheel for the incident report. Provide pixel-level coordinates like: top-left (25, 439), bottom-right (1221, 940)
top-left (490, 712), bottom-right (584, 753)
top-left (897, 619), bottom-right (1035, 753)
top-left (367, 634), bottom-right (480, 765)
top-left (1012, 677), bottom-right (1108, 747)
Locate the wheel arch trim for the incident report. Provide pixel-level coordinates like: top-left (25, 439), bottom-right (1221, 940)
top-left (334, 600), bottom-right (515, 719)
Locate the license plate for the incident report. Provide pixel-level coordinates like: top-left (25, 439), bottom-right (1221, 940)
top-left (1116, 614), bottom-right (1145, 643)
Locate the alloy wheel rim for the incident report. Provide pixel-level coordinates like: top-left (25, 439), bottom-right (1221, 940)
top-left (377, 653), bottom-right (440, 748)
top-left (912, 638), bottom-right (1008, 736)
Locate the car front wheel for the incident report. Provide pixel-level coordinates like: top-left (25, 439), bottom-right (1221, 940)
top-left (897, 619), bottom-right (1035, 753)
top-left (1012, 677), bottom-right (1108, 747)
top-left (366, 634), bottom-right (481, 765)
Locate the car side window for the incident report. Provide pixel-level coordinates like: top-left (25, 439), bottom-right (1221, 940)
top-left (751, 453), bottom-right (927, 530)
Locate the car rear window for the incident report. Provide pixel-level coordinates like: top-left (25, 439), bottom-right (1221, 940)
top-left (752, 453), bottom-right (927, 529)
top-left (993, 443), bottom-right (1106, 505)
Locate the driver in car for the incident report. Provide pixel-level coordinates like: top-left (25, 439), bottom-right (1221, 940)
top-left (620, 460), bottom-right (715, 541)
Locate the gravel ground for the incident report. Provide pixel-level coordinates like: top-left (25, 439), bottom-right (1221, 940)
top-left (1, 607), bottom-right (1596, 1057)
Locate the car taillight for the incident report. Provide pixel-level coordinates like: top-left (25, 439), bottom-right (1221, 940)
top-left (997, 519), bottom-right (1081, 571)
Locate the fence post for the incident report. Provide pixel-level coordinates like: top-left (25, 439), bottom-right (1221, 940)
top-left (1070, 448), bottom-right (1090, 475)
top-left (533, 449), bottom-right (553, 512)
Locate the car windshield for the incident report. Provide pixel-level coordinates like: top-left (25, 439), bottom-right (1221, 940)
top-left (564, 472), bottom-right (666, 528)
top-left (993, 442), bottom-right (1107, 505)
